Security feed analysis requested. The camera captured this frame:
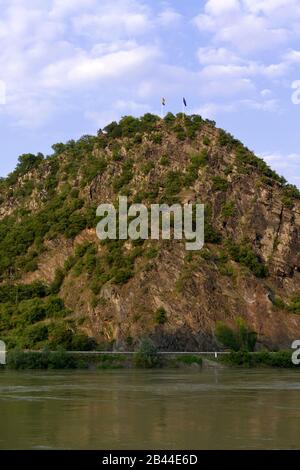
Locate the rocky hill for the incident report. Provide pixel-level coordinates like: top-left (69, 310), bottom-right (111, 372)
top-left (0, 112), bottom-right (300, 351)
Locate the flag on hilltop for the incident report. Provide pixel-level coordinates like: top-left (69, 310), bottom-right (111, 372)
top-left (161, 97), bottom-right (166, 106)
top-left (183, 97), bottom-right (187, 107)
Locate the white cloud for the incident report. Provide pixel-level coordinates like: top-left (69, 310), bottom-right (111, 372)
top-left (157, 8), bottom-right (182, 26)
top-left (73, 11), bottom-right (150, 40)
top-left (194, 0), bottom-right (296, 55)
top-left (261, 88), bottom-right (272, 97)
top-left (239, 98), bottom-right (279, 111)
top-left (197, 47), bottom-right (242, 65)
top-left (284, 49), bottom-right (300, 64)
top-left (205, 0), bottom-right (241, 16)
top-left (195, 95), bottom-right (279, 119)
top-left (0, 0), bottom-right (162, 127)
top-left (50, 0), bottom-right (97, 18)
top-left (242, 0), bottom-right (300, 20)
top-left (262, 152), bottom-right (300, 185)
top-left (40, 44), bottom-right (160, 88)
top-left (195, 102), bottom-right (237, 119)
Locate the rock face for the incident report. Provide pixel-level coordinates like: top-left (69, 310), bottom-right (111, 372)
top-left (0, 113), bottom-right (300, 350)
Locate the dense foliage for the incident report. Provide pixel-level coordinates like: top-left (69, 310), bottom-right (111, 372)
top-left (215, 318), bottom-right (257, 352)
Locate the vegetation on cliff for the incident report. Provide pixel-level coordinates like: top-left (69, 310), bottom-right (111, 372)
top-left (0, 113), bottom-right (300, 351)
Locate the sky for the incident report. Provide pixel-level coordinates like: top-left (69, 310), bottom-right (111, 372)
top-left (0, 0), bottom-right (299, 186)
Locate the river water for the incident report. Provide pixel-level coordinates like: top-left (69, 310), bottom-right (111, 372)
top-left (0, 368), bottom-right (300, 449)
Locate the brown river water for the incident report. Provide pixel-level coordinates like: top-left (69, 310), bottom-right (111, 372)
top-left (0, 368), bottom-right (300, 449)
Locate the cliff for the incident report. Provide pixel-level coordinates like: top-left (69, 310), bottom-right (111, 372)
top-left (0, 113), bottom-right (299, 351)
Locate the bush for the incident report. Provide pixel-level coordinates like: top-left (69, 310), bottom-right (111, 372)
top-left (21, 324), bottom-right (49, 349)
top-left (227, 241), bottom-right (268, 278)
top-left (155, 307), bottom-right (167, 325)
top-left (113, 267), bottom-right (133, 285)
top-left (215, 318), bottom-right (257, 352)
top-left (212, 176), bottom-right (229, 191)
top-left (215, 323), bottom-right (240, 351)
top-left (0, 282), bottom-right (48, 304)
top-left (223, 350), bottom-right (295, 368)
top-left (288, 296), bottom-right (300, 314)
top-left (48, 323), bottom-right (74, 349)
top-left (113, 160), bottom-right (134, 193)
top-left (160, 155), bottom-right (170, 166)
top-left (175, 355), bottom-right (202, 366)
top-left (82, 157), bottom-right (107, 183)
top-left (184, 150), bottom-right (208, 186)
top-left (48, 348), bottom-right (77, 369)
top-left (162, 171), bottom-right (182, 202)
top-left (7, 349), bottom-right (50, 369)
top-left (204, 206), bottom-right (221, 244)
top-left (51, 268), bottom-right (65, 294)
top-left (141, 161), bottom-right (155, 175)
top-left (218, 130), bottom-right (239, 150)
top-left (222, 201), bottom-right (235, 218)
top-left (71, 334), bottom-right (97, 351)
top-left (7, 348), bottom-right (77, 369)
top-left (134, 338), bottom-right (160, 368)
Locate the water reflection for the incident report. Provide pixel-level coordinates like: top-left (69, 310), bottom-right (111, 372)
top-left (0, 369), bottom-right (300, 449)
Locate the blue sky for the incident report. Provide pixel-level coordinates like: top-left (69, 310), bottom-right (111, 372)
top-left (0, 0), bottom-right (299, 186)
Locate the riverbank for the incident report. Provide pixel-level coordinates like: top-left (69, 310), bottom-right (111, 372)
top-left (0, 349), bottom-right (298, 370)
top-left (0, 349), bottom-right (205, 370)
top-left (219, 350), bottom-right (299, 368)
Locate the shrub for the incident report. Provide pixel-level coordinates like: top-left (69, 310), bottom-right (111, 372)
top-left (282, 196), bottom-right (294, 209)
top-left (70, 334), bottom-right (97, 351)
top-left (173, 125), bottom-right (186, 141)
top-left (164, 112), bottom-right (176, 125)
top-left (48, 348), bottom-right (77, 369)
top-left (222, 201), bottom-right (235, 218)
top-left (215, 318), bottom-right (257, 352)
top-left (0, 282), bottom-right (49, 304)
top-left (155, 307), bottom-right (167, 325)
top-left (215, 323), bottom-right (240, 351)
top-left (113, 160), bottom-right (134, 193)
top-left (272, 295), bottom-right (286, 309)
top-left (21, 324), bottom-right (49, 349)
top-left (204, 207), bottom-right (221, 244)
top-left (288, 296), bottom-right (300, 314)
top-left (184, 150), bottom-right (208, 186)
top-left (218, 130), bottom-right (239, 149)
top-left (113, 268), bottom-right (133, 285)
top-left (223, 350), bottom-right (295, 368)
top-left (51, 268), bottom-right (65, 294)
top-left (176, 355), bottom-right (202, 366)
top-left (227, 241), bottom-right (268, 278)
top-left (141, 161), bottom-right (155, 175)
top-left (134, 338), bottom-right (160, 368)
top-left (212, 176), bottom-right (229, 191)
top-left (151, 133), bottom-right (162, 144)
top-left (163, 171), bottom-right (182, 201)
top-left (7, 349), bottom-right (49, 369)
top-left (160, 155), bottom-right (170, 166)
top-left (48, 323), bottom-right (74, 349)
